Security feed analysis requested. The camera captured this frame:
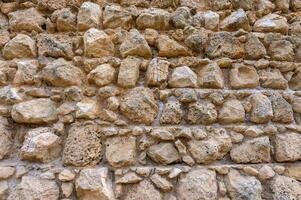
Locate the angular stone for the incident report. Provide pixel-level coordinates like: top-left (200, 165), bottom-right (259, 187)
top-left (205, 32), bottom-right (244, 59)
top-left (292, 97), bottom-right (301, 113)
top-left (103, 5), bottom-right (133, 30)
top-left (147, 143), bottom-right (181, 165)
top-left (230, 65), bottom-right (259, 89)
top-left (150, 129), bottom-right (175, 141)
top-left (177, 168), bottom-right (217, 200)
top-left (58, 169), bottom-right (75, 182)
top-left (270, 176), bottom-right (301, 200)
top-left (225, 169), bottom-right (262, 200)
top-left (116, 172), bottom-right (142, 184)
top-left (0, 181), bottom-right (8, 200)
top-left (289, 70), bottom-right (301, 90)
top-left (117, 56), bottom-right (140, 88)
top-left (88, 64), bottom-right (115, 87)
top-left (274, 132), bottom-right (301, 162)
top-left (188, 129), bottom-right (232, 164)
top-left (285, 166), bottom-right (301, 181)
top-left (146, 58), bottom-right (169, 87)
top-left (271, 93), bottom-right (294, 123)
top-left (120, 88), bottom-right (158, 125)
top-left (198, 62), bottom-right (224, 88)
top-left (219, 99), bottom-right (245, 124)
top-left (120, 29), bottom-right (152, 58)
top-left (124, 180), bottom-right (162, 200)
top-left (184, 29), bottom-right (208, 54)
top-left (106, 136), bottom-right (136, 168)
top-left (0, 86), bottom-right (22, 104)
top-left (170, 7), bottom-right (191, 29)
top-left (258, 165), bottom-right (275, 180)
top-left (63, 125), bottom-right (102, 167)
top-left (208, 0), bottom-right (232, 10)
top-left (192, 11), bottom-right (219, 30)
top-left (230, 136), bottom-right (271, 163)
top-left (84, 28), bottom-right (114, 57)
top-left (3, 34), bottom-right (36, 60)
top-left (259, 68), bottom-right (288, 89)
top-left (245, 33), bottom-right (267, 59)
top-left (21, 127), bottom-right (60, 162)
top-left (150, 174), bottom-right (173, 192)
top-left (75, 99), bottom-right (100, 119)
top-left (254, 14), bottom-right (288, 34)
top-left (186, 101), bottom-right (217, 124)
top-left (77, 2), bottom-right (101, 31)
top-left (160, 100), bottom-right (183, 125)
top-left (11, 98), bottom-right (57, 124)
top-left (8, 176), bottom-right (59, 200)
top-left (269, 40), bottom-right (294, 62)
top-left (52, 8), bottom-right (76, 32)
top-left (157, 35), bottom-right (191, 57)
top-left (13, 60), bottom-right (38, 85)
top-left (250, 93), bottom-right (273, 123)
top-left (76, 168), bottom-right (115, 200)
top-left (220, 9), bottom-right (251, 31)
top-left (8, 8), bottom-right (45, 32)
top-left (136, 8), bottom-right (170, 30)
top-left (0, 125), bottom-right (12, 160)
top-left (169, 66), bottom-right (197, 88)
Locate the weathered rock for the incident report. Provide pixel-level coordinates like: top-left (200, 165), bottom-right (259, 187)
top-left (120, 29), bottom-right (152, 58)
top-left (259, 68), bottom-right (288, 89)
top-left (258, 165), bottom-right (275, 180)
top-left (58, 169), bottom-right (75, 182)
top-left (289, 70), bottom-right (301, 90)
top-left (106, 136), bottom-right (136, 168)
top-left (136, 8), bottom-right (170, 30)
top-left (250, 93), bottom-right (273, 123)
top-left (184, 29), bottom-right (209, 54)
top-left (160, 100), bottom-right (183, 124)
top-left (117, 56), bottom-right (140, 88)
top-left (150, 174), bottom-right (173, 192)
top-left (269, 40), bottom-right (294, 62)
top-left (157, 35), bottom-right (191, 57)
top-left (63, 125), bottom-right (102, 167)
top-left (115, 172), bottom-right (142, 184)
top-left (292, 97), bottom-right (301, 113)
top-left (270, 175), bottom-right (301, 200)
top-left (188, 129), bottom-right (232, 164)
top-left (11, 98), bottom-right (57, 124)
top-left (220, 9), bottom-right (251, 31)
top-left (177, 168), bottom-right (217, 200)
top-left (88, 64), bottom-right (115, 87)
top-left (170, 7), bottom-right (191, 29)
top-left (254, 14), bottom-right (289, 34)
top-left (245, 33), bottom-right (267, 59)
top-left (292, 0), bottom-right (301, 11)
top-left (0, 86), bottom-right (22, 104)
top-left (192, 11), bottom-right (219, 30)
top-left (75, 99), bottom-right (100, 119)
top-left (3, 34), bottom-right (36, 60)
top-left (198, 62), bottom-right (224, 88)
top-left (271, 93), bottom-right (294, 123)
top-left (284, 166), bottom-right (301, 181)
top-left (274, 132), bottom-right (301, 162)
top-left (77, 2), bottom-right (101, 31)
top-left (219, 99), bottom-right (245, 124)
top-left (169, 66), bottom-right (197, 88)
top-left (52, 8), bottom-right (76, 32)
top-left (225, 169), bottom-right (262, 200)
top-left (21, 127), bottom-right (60, 162)
top-left (230, 136), bottom-right (271, 163)
top-left (146, 58), bottom-right (169, 86)
top-left (13, 60), bottom-right (38, 85)
top-left (0, 180), bottom-right (8, 200)
top-left (150, 128), bottom-right (174, 141)
top-left (120, 88), bottom-right (158, 124)
top-left (124, 180), bottom-right (162, 200)
top-left (0, 166), bottom-right (14, 180)
top-left (76, 168), bottom-right (115, 200)
top-left (8, 176), bottom-right (59, 200)
top-left (84, 28), bottom-right (114, 57)
top-left (230, 65), bottom-right (259, 89)
top-left (103, 5), bottom-right (133, 30)
top-left (0, 125), bottom-right (12, 160)
top-left (148, 143), bottom-right (181, 165)
top-left (186, 101), bottom-right (217, 124)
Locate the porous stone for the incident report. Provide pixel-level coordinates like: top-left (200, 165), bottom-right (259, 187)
top-left (259, 68), bottom-right (288, 89)
top-left (147, 143), bottom-right (181, 165)
top-left (269, 40), bottom-right (294, 62)
top-left (124, 180), bottom-right (162, 200)
top-left (245, 33), bottom-right (267, 59)
top-left (77, 2), bottom-right (101, 31)
top-left (274, 132), bottom-right (301, 162)
top-left (186, 101), bottom-right (217, 124)
top-left (250, 93), bottom-right (273, 123)
top-left (219, 99), bottom-right (245, 124)
top-left (52, 8), bottom-right (76, 32)
top-left (0, 125), bottom-right (12, 160)
top-left (271, 93), bottom-right (294, 123)
top-left (192, 11), bottom-right (219, 30)
top-left (88, 64), bottom-right (115, 87)
top-left (171, 7), bottom-right (191, 29)
top-left (117, 56), bottom-right (140, 88)
top-left (198, 62), bottom-right (224, 88)
top-left (270, 175), bottom-right (301, 200)
top-left (103, 5), bottom-right (133, 30)
top-left (13, 60), bottom-right (38, 85)
top-left (160, 100), bottom-right (183, 125)
top-left (136, 8), bottom-right (170, 30)
top-left (146, 58), bottom-right (169, 87)
top-left (168, 66), bottom-right (198, 88)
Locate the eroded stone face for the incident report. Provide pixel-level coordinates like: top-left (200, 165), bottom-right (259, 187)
top-left (274, 132), bottom-right (301, 162)
top-left (124, 179), bottom-right (162, 200)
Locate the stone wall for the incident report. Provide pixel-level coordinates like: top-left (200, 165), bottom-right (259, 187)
top-left (0, 0), bottom-right (300, 199)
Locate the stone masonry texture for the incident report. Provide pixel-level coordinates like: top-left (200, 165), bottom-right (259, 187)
top-left (0, 0), bottom-right (301, 199)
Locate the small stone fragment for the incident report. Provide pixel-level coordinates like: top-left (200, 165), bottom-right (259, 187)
top-left (116, 172), bottom-right (142, 184)
top-left (58, 169), bottom-right (75, 182)
top-left (258, 165), bottom-right (275, 180)
top-left (0, 167), bottom-right (15, 179)
top-left (146, 58), bottom-right (169, 87)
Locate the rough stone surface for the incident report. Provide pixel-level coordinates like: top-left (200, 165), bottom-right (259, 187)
top-left (274, 132), bottom-right (301, 162)
top-left (124, 180), bottom-right (162, 200)
top-left (147, 143), bottom-right (181, 165)
top-left (270, 175), bottom-right (301, 200)
top-left (186, 101), bottom-right (217, 124)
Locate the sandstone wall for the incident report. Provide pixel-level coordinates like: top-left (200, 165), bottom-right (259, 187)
top-left (0, 0), bottom-right (301, 199)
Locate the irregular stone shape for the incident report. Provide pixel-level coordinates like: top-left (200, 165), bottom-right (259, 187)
top-left (219, 99), bottom-right (245, 124)
top-left (269, 40), bottom-right (294, 62)
top-left (37, 34), bottom-right (73, 59)
top-left (84, 28), bottom-right (114, 57)
top-left (259, 68), bottom-right (288, 89)
top-left (230, 136), bottom-right (271, 163)
top-left (120, 88), bottom-right (158, 125)
top-left (198, 62), bottom-right (224, 88)
top-left (150, 174), bottom-right (173, 192)
top-left (292, 0), bottom-right (301, 11)
top-left (41, 58), bottom-right (84, 87)
top-left (8, 176), bottom-right (59, 200)
top-left (124, 180), bottom-right (162, 200)
top-left (8, 8), bottom-right (45, 32)
top-left (293, 97), bottom-right (301, 113)
top-left (75, 99), bottom-right (100, 119)
top-left (270, 175), bottom-right (301, 200)
top-left (0, 125), bottom-right (12, 160)
top-left (136, 8), bottom-right (170, 30)
top-left (3, 34), bottom-right (36, 60)
top-left (106, 136), bottom-right (136, 168)
top-left (177, 168), bottom-right (217, 200)
top-left (184, 29), bottom-right (208, 54)
top-left (77, 2), bottom-right (101, 31)
top-left (171, 7), bottom-right (191, 29)
top-left (192, 11), bottom-right (219, 30)
top-left (220, 9), bottom-right (251, 31)
top-left (37, 0), bottom-right (68, 11)
top-left (13, 60), bottom-right (38, 85)
top-left (254, 14), bottom-right (289, 34)
top-left (208, 0), bottom-right (232, 10)
top-left (160, 100), bottom-right (183, 125)
top-left (289, 70), bottom-right (301, 90)
top-left (271, 93), bottom-right (294, 123)
top-left (250, 93), bottom-right (273, 123)
top-left (52, 8), bottom-right (76, 32)
top-left (157, 35), bottom-right (191, 57)
top-left (63, 125), bottom-right (102, 167)
top-left (205, 32), bottom-right (244, 59)
top-left (116, 172), bottom-right (142, 184)
top-left (188, 129), bottom-right (232, 164)
top-left (285, 166), bottom-right (301, 181)
top-left (186, 101), bottom-right (217, 124)
top-left (88, 64), bottom-right (115, 87)
top-left (147, 143), bottom-right (181, 165)
top-left (11, 98), bottom-right (57, 124)
top-left (120, 29), bottom-right (152, 58)
top-left (225, 169), bottom-right (262, 200)
top-left (169, 66), bottom-right (198, 88)
top-left (0, 86), bottom-right (22, 104)
top-left (245, 33), bottom-right (267, 59)
top-left (117, 56), bottom-right (140, 88)
top-left (76, 168), bottom-right (115, 200)
top-left (274, 132), bottom-right (301, 162)
top-left (103, 5), bottom-right (133, 30)
top-left (146, 58), bottom-right (169, 86)
top-left (230, 65), bottom-right (259, 89)
top-left (0, 180), bottom-right (8, 200)
top-left (20, 127), bottom-right (60, 162)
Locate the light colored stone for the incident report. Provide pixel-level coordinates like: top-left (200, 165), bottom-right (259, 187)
top-left (250, 93), bottom-right (273, 123)
top-left (157, 35), bottom-right (191, 57)
top-left (103, 5), bottom-right (133, 30)
top-left (77, 2), bottom-right (101, 31)
top-left (230, 65), bottom-right (259, 89)
top-left (160, 100), bottom-right (183, 125)
top-left (219, 99), bottom-right (245, 124)
top-left (220, 9), bottom-right (251, 31)
top-left (169, 66), bottom-right (197, 88)
top-left (259, 68), bottom-right (288, 89)
top-left (270, 175), bottom-right (301, 200)
top-left (198, 62), bottom-right (224, 89)
top-left (0, 181), bottom-right (8, 200)
top-left (146, 58), bottom-right (169, 86)
top-left (292, 97), bottom-right (301, 113)
top-left (0, 167), bottom-right (15, 179)
top-left (258, 165), bottom-right (275, 180)
top-left (117, 56), bottom-right (140, 88)
top-left (58, 169), bottom-right (75, 182)
top-left (88, 64), bottom-right (115, 87)
top-left (0, 125), bottom-right (12, 160)
top-left (75, 99), bottom-right (100, 120)
top-left (136, 8), bottom-right (170, 30)
top-left (271, 93), bottom-right (294, 123)
top-left (245, 33), bottom-right (267, 59)
top-left (124, 180), bottom-right (162, 200)
top-left (254, 14), bottom-right (288, 34)
top-left (186, 101), bottom-right (217, 124)
top-left (0, 86), bottom-right (22, 104)
top-left (192, 11), bottom-right (219, 30)
top-left (116, 172), bottom-right (142, 184)
top-left (13, 60), bottom-right (38, 85)
top-left (285, 166), bottom-right (301, 181)
top-left (150, 174), bottom-right (173, 192)
top-left (243, 166), bottom-right (259, 176)
top-left (53, 8), bottom-right (76, 32)
top-left (269, 40), bottom-right (294, 62)
top-left (274, 132), bottom-right (301, 162)
top-left (61, 182), bottom-right (73, 198)
top-left (147, 143), bottom-right (181, 165)
top-left (150, 129), bottom-right (175, 141)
